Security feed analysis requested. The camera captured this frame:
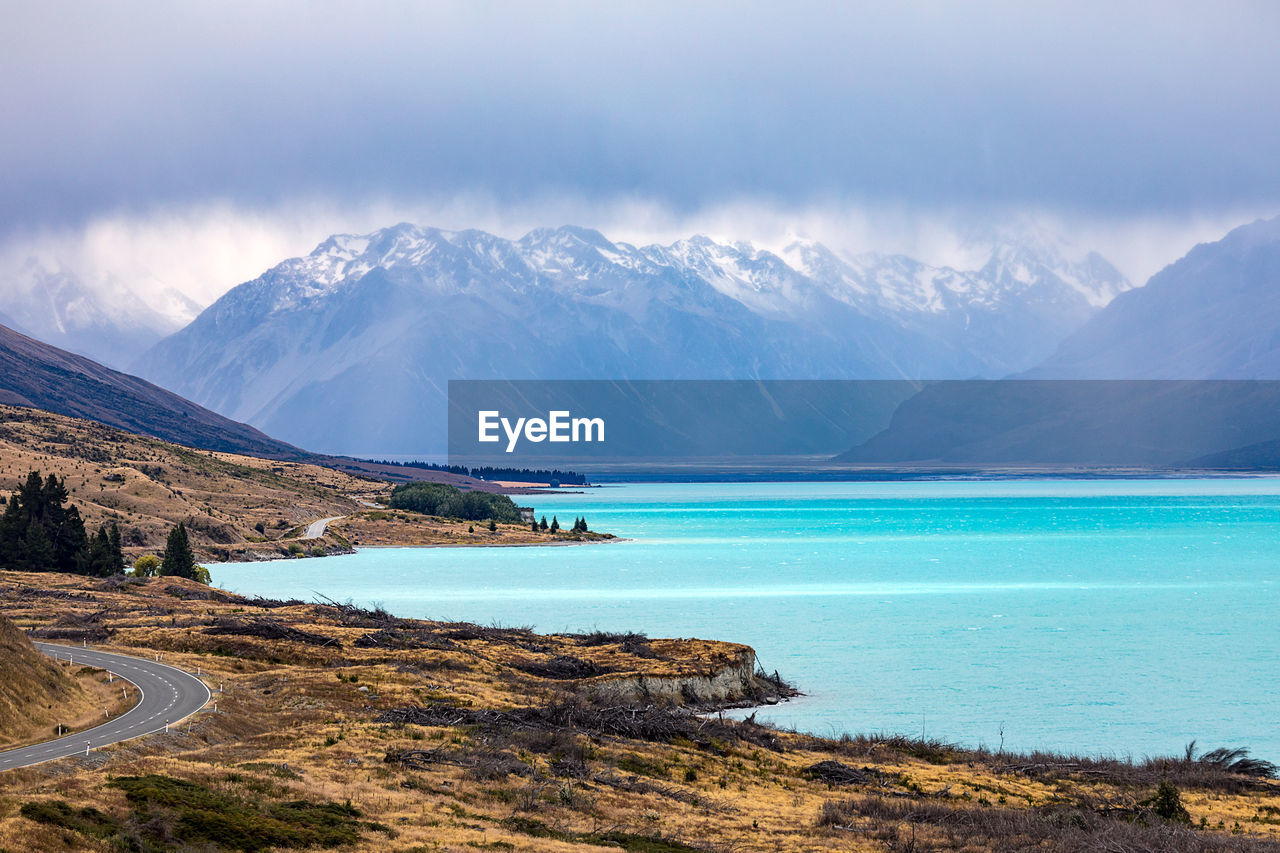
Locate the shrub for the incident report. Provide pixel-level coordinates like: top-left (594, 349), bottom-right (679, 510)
top-left (1143, 780), bottom-right (1191, 824)
top-left (132, 554), bottom-right (160, 577)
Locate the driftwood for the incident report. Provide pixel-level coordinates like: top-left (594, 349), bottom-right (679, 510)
top-left (591, 771), bottom-right (733, 812)
top-left (510, 654), bottom-right (615, 680)
top-left (203, 616), bottom-right (340, 648)
top-left (377, 700), bottom-right (784, 751)
top-left (29, 609), bottom-right (116, 642)
top-left (9, 585), bottom-right (96, 603)
top-left (385, 746), bottom-right (531, 779)
top-left (807, 760), bottom-right (879, 786)
top-left (353, 627), bottom-right (457, 651)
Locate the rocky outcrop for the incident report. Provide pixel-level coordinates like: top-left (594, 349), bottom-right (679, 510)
top-left (583, 649), bottom-right (792, 708)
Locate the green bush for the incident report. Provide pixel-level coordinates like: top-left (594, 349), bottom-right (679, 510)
top-left (132, 554), bottom-right (161, 577)
top-left (19, 801), bottom-right (117, 840)
top-left (103, 774), bottom-right (388, 851)
top-left (1143, 780), bottom-right (1191, 824)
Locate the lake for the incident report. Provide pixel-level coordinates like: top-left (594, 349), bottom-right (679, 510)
top-left (213, 479), bottom-right (1280, 761)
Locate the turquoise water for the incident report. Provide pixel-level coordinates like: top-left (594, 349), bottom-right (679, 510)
top-left (213, 480), bottom-right (1280, 760)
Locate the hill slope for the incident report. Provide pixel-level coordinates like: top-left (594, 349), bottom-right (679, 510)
top-left (0, 405), bottom-right (584, 561)
top-left (0, 323), bottom-right (306, 460)
top-left (0, 613), bottom-right (85, 748)
top-left (1030, 215), bottom-right (1280, 378)
top-left (0, 405), bottom-right (371, 561)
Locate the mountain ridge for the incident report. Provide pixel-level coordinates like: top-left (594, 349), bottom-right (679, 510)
top-left (137, 223), bottom-right (1130, 455)
top-left (1028, 215), bottom-right (1280, 379)
top-left (0, 322), bottom-right (308, 460)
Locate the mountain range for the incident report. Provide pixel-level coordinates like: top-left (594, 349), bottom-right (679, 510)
top-left (9, 214), bottom-right (1278, 464)
top-left (835, 215), bottom-right (1280, 466)
top-left (134, 224), bottom-right (1130, 454)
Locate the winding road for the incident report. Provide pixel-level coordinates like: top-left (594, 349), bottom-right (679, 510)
top-left (0, 643), bottom-right (212, 772)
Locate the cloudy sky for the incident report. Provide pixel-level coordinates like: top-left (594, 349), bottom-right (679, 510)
top-left (2, 1), bottom-right (1278, 312)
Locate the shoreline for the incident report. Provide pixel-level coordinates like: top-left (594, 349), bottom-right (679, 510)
top-left (207, 534), bottom-right (628, 563)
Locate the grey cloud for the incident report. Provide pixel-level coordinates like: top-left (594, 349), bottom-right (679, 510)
top-left (2, 1), bottom-right (1279, 233)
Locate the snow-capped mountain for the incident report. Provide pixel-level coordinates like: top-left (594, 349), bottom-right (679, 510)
top-left (0, 259), bottom-right (201, 368)
top-left (136, 223), bottom-right (1129, 454)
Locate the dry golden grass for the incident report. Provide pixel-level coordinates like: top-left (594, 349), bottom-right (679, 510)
top-left (0, 405), bottom-right (374, 561)
top-left (0, 613), bottom-right (87, 748)
top-left (1, 570), bottom-right (1278, 852)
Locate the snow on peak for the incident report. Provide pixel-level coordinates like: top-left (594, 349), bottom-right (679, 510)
top-left (242, 222), bottom-right (1130, 324)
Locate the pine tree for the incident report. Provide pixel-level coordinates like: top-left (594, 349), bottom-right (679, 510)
top-left (550, 516), bottom-right (559, 533)
top-left (51, 505), bottom-right (88, 572)
top-left (0, 471), bottom-right (123, 575)
top-left (488, 519), bottom-right (497, 532)
top-left (18, 471), bottom-right (44, 523)
top-left (108, 522), bottom-right (125, 575)
top-left (21, 522), bottom-right (53, 571)
top-left (0, 494), bottom-right (22, 565)
top-left (160, 523), bottom-right (198, 580)
top-left (540, 516), bottom-right (548, 531)
top-left (85, 526), bottom-right (112, 577)
top-left (531, 521), bottom-right (538, 532)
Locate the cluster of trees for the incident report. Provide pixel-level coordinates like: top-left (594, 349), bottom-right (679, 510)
top-left (0, 471), bottom-right (208, 582)
top-left (363, 459), bottom-right (589, 486)
top-left (387, 481), bottom-right (523, 523)
top-left (530, 515), bottom-right (589, 533)
top-left (0, 472), bottom-right (124, 576)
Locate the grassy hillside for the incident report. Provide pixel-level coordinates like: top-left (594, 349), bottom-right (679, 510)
top-left (0, 613), bottom-right (131, 750)
top-left (0, 613), bottom-right (83, 747)
top-left (0, 405), bottom-right (594, 562)
top-left (0, 404), bottom-right (372, 561)
top-left (1, 570), bottom-right (1277, 852)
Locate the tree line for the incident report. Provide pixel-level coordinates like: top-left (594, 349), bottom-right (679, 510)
top-left (0, 472), bottom-right (124, 576)
top-left (532, 516), bottom-right (590, 533)
top-left (362, 459), bottom-right (589, 486)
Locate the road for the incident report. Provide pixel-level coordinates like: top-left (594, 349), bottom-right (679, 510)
top-left (302, 515), bottom-right (345, 539)
top-left (0, 643), bottom-right (211, 772)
